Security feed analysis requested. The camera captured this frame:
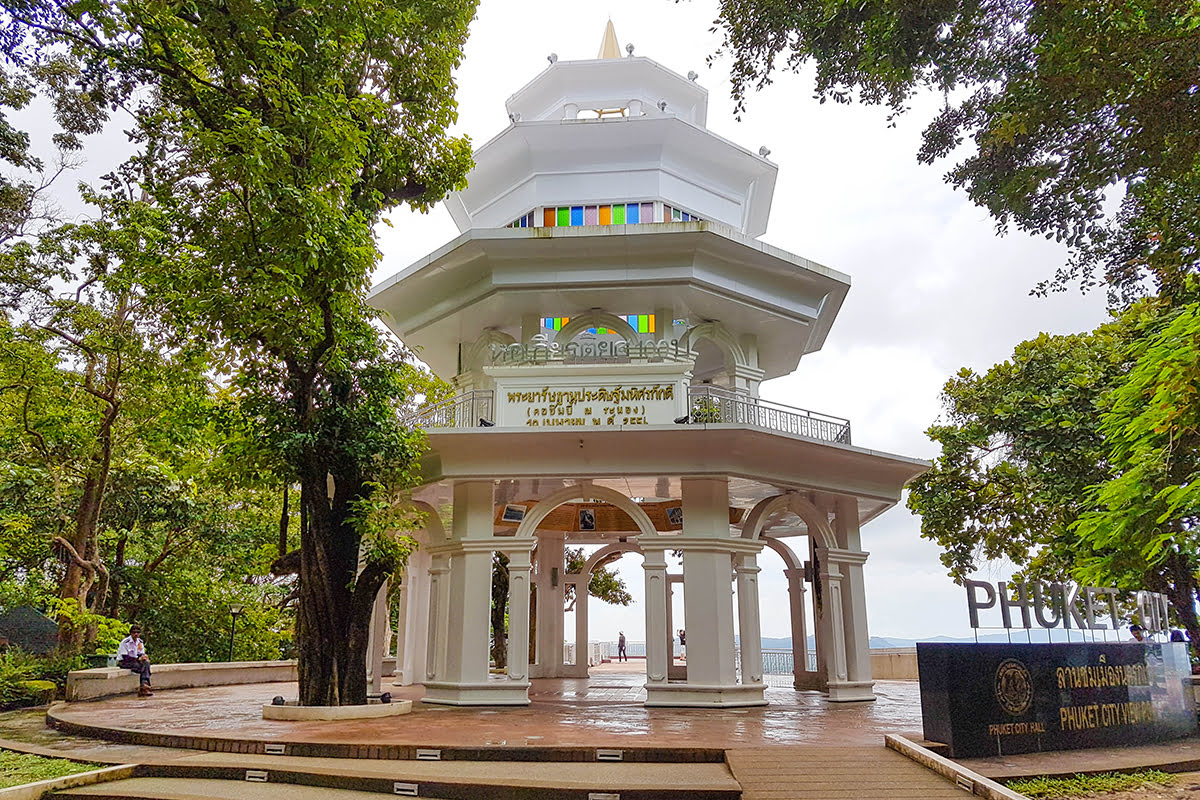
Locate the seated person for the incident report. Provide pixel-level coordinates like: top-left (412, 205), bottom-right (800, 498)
top-left (117, 624), bottom-right (153, 697)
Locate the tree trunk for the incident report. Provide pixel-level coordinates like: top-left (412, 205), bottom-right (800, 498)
top-left (295, 468), bottom-right (390, 706)
top-left (490, 553), bottom-right (509, 669)
top-left (279, 485), bottom-right (290, 558)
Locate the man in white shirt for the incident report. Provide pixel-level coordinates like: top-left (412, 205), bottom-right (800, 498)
top-left (1128, 624), bottom-right (1147, 643)
top-left (117, 625), bottom-right (153, 696)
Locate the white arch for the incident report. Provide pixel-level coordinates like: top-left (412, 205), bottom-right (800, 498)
top-left (463, 329), bottom-right (516, 372)
top-left (580, 541), bottom-right (643, 575)
top-left (409, 499), bottom-right (448, 543)
top-left (761, 535), bottom-right (804, 572)
top-left (554, 312), bottom-right (639, 346)
top-left (514, 484), bottom-right (658, 540)
top-left (679, 321), bottom-right (748, 369)
top-left (741, 493), bottom-right (836, 550)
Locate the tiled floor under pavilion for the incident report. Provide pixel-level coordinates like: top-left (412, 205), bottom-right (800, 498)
top-left (47, 664), bottom-right (925, 751)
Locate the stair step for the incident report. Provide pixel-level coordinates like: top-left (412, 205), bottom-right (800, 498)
top-left (49, 762), bottom-right (741, 800)
top-left (52, 777), bottom-right (389, 800)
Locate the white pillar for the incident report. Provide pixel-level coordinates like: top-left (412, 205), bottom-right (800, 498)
top-left (425, 556), bottom-right (450, 683)
top-left (534, 531), bottom-right (566, 678)
top-left (423, 480), bottom-right (528, 705)
top-left (646, 478), bottom-right (764, 707)
top-left (572, 575), bottom-right (589, 677)
top-left (506, 549), bottom-right (532, 684)
top-left (784, 566), bottom-right (819, 690)
top-left (366, 580), bottom-right (388, 694)
top-left (735, 554), bottom-right (764, 686)
top-left (393, 571), bottom-right (408, 679)
top-left (643, 548), bottom-right (669, 685)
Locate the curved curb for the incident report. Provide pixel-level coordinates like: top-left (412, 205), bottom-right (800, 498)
top-left (885, 734), bottom-right (1029, 800)
top-left (0, 764), bottom-right (135, 800)
top-left (45, 705), bottom-right (724, 763)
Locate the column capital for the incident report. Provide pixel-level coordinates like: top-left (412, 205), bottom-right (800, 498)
top-left (818, 546), bottom-right (870, 566)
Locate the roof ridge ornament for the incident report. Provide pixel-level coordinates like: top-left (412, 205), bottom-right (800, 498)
top-left (598, 19), bottom-right (621, 59)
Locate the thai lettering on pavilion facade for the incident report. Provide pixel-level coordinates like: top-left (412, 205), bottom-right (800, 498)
top-left (367, 23), bottom-right (927, 708)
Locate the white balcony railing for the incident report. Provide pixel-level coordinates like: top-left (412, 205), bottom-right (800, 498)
top-left (686, 385), bottom-right (851, 445)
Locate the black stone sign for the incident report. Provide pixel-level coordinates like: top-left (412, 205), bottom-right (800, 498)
top-left (918, 642), bottom-right (1196, 758)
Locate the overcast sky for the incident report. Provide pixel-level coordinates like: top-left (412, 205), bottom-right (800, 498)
top-left (372, 0), bottom-right (1111, 644)
top-left (15, 0), bottom-right (1113, 644)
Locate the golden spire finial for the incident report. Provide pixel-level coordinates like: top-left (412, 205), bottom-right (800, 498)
top-left (597, 19), bottom-right (621, 59)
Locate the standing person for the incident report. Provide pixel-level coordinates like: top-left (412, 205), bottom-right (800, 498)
top-left (617, 631), bottom-right (627, 662)
top-left (118, 625), bottom-right (153, 697)
top-left (678, 629), bottom-right (686, 661)
top-left (1128, 624), bottom-right (1146, 643)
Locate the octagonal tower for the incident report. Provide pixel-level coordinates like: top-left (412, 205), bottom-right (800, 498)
top-left (369, 25), bottom-right (925, 709)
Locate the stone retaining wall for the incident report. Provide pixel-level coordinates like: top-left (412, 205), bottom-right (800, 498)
top-left (66, 657), bottom-right (397, 701)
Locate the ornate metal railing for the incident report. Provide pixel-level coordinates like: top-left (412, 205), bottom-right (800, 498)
top-left (687, 385), bottom-right (851, 445)
top-left (405, 390), bottom-right (495, 430)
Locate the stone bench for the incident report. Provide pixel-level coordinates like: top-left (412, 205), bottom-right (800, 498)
top-left (66, 656), bottom-right (396, 702)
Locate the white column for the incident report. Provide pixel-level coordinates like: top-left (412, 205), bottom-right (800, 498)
top-left (784, 566), bottom-right (817, 689)
top-left (535, 531), bottom-right (566, 677)
top-left (394, 548), bottom-right (431, 686)
top-left (572, 575), bottom-right (589, 677)
top-left (735, 554), bottom-right (764, 686)
top-left (506, 549), bottom-right (532, 684)
top-left (393, 571), bottom-right (408, 679)
top-left (423, 480), bottom-right (529, 705)
top-left (643, 548), bottom-right (669, 685)
top-left (425, 556), bottom-right (450, 683)
top-left (681, 479), bottom-right (736, 689)
top-left (366, 580), bottom-right (388, 694)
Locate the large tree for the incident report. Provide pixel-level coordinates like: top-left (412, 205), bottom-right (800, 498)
top-left (4, 0), bottom-right (476, 704)
top-left (712, 0), bottom-right (1200, 305)
top-left (908, 298), bottom-right (1200, 642)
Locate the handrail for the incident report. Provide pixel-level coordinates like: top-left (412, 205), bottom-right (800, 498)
top-left (687, 385), bottom-right (851, 445)
top-left (405, 390), bottom-right (495, 430)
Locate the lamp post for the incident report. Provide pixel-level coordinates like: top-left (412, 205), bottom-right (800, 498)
top-left (228, 604), bottom-right (244, 662)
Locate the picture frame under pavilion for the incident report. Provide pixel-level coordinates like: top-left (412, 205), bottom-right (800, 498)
top-left (501, 504), bottom-right (527, 523)
top-left (578, 508), bottom-right (597, 531)
top-left (665, 506), bottom-right (683, 528)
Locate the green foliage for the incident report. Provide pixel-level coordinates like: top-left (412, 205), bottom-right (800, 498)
top-left (1073, 299), bottom-right (1200, 593)
top-left (907, 323), bottom-right (1128, 580)
top-left (0, 750), bottom-right (100, 789)
top-left (566, 547), bottom-right (633, 608)
top-left (1008, 770), bottom-right (1174, 798)
top-left (712, 0), bottom-right (1200, 304)
top-left (690, 397), bottom-right (722, 424)
top-left (0, 652), bottom-right (36, 703)
top-left (13, 680), bottom-right (55, 704)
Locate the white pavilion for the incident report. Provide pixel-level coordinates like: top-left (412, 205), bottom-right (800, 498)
top-left (368, 24), bottom-right (927, 708)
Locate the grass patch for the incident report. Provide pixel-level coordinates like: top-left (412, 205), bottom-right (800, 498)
top-left (0, 749), bottom-right (100, 789)
top-left (1008, 770), bottom-right (1175, 798)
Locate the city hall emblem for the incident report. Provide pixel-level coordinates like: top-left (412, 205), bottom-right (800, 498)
top-left (995, 659), bottom-right (1033, 716)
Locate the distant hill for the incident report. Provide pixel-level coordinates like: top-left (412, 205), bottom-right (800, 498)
top-left (749, 630), bottom-right (1125, 650)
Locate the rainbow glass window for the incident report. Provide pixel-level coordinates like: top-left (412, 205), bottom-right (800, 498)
top-left (543, 203), bottom-right (655, 227)
top-left (663, 204), bottom-right (701, 223)
top-left (543, 315), bottom-right (655, 334)
top-left (506, 211), bottom-right (534, 228)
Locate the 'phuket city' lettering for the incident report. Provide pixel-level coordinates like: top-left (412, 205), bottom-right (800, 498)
top-left (965, 579), bottom-right (1169, 632)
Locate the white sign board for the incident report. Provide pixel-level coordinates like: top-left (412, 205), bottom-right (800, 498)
top-left (489, 366), bottom-right (689, 428)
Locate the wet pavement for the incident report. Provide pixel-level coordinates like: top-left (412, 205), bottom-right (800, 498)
top-left (45, 666), bottom-right (927, 750)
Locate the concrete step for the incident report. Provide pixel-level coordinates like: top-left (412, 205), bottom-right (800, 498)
top-left (52, 777), bottom-right (385, 800)
top-left (49, 761), bottom-right (741, 800)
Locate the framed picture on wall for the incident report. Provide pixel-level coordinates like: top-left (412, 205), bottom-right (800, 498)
top-left (501, 504), bottom-right (527, 523)
top-left (665, 506), bottom-right (683, 527)
top-left (578, 507), bottom-right (596, 531)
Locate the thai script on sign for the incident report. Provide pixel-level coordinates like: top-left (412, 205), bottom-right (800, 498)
top-left (1056, 663), bottom-right (1150, 690)
top-left (966, 579), bottom-right (1170, 632)
top-left (490, 335), bottom-right (690, 365)
top-left (506, 385), bottom-right (675, 405)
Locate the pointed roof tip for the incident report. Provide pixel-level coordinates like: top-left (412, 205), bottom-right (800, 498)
top-left (598, 20), bottom-right (621, 59)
